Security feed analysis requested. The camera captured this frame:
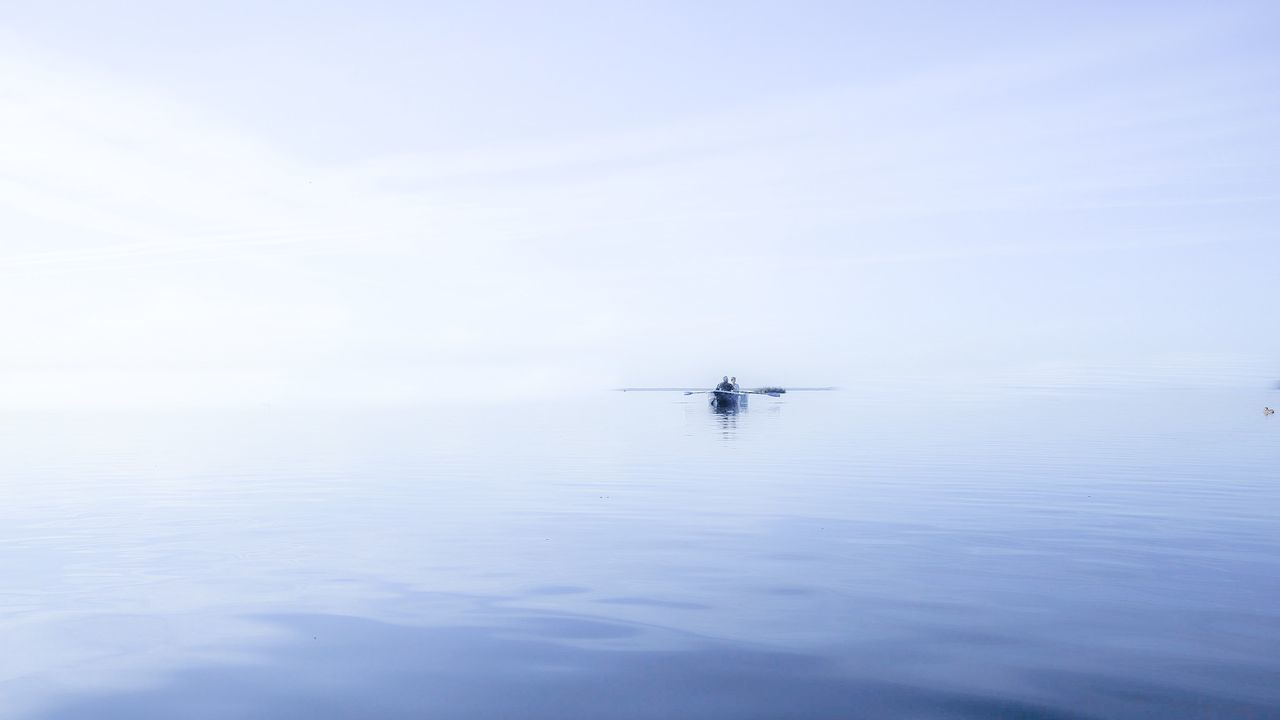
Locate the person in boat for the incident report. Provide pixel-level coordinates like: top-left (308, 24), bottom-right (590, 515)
top-left (716, 376), bottom-right (734, 391)
top-left (730, 376), bottom-right (739, 391)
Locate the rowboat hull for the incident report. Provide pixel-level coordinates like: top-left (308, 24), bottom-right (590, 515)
top-left (711, 390), bottom-right (747, 409)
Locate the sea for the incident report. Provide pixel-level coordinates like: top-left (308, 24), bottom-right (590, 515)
top-left (2, 385), bottom-right (1278, 719)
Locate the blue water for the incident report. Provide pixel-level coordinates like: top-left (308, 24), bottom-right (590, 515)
top-left (2, 387), bottom-right (1278, 718)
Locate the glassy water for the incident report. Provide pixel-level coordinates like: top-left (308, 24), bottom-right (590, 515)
top-left (2, 386), bottom-right (1278, 719)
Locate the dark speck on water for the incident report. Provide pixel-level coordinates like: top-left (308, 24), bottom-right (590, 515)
top-left (2, 386), bottom-right (1278, 719)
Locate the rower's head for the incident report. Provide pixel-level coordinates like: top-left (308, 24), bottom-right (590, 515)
top-left (730, 376), bottom-right (736, 383)
top-left (722, 375), bottom-right (729, 382)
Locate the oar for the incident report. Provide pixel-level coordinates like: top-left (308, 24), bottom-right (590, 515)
top-left (684, 389), bottom-right (784, 397)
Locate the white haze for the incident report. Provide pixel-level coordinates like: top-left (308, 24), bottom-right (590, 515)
top-left (1, 1), bottom-right (1277, 408)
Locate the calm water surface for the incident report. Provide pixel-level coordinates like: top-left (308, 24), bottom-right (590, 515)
top-left (2, 387), bottom-right (1278, 718)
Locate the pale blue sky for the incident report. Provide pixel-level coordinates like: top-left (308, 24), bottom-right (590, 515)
top-left (1, 2), bottom-right (1277, 406)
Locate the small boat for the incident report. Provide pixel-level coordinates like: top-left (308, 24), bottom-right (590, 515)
top-left (711, 390), bottom-right (749, 408)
